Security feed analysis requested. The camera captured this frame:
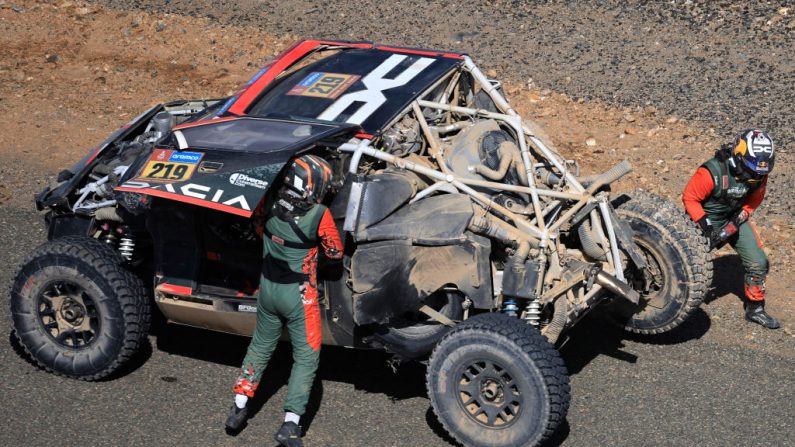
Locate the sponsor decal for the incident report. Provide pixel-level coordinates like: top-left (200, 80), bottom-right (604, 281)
top-left (318, 54), bottom-right (435, 125)
top-left (238, 304), bottom-right (257, 313)
top-left (119, 180), bottom-right (251, 211)
top-left (287, 72), bottom-right (360, 99)
top-left (229, 173), bottom-right (269, 189)
top-left (168, 151), bottom-right (203, 164)
top-left (138, 149), bottom-right (204, 182)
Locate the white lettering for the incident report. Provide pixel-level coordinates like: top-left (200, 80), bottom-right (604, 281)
top-left (317, 55), bottom-right (435, 125)
top-left (181, 183), bottom-right (211, 199)
top-left (222, 194), bottom-right (251, 211)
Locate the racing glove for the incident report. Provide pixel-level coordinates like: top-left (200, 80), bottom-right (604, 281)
top-left (697, 216), bottom-right (713, 242)
top-left (711, 209), bottom-right (750, 249)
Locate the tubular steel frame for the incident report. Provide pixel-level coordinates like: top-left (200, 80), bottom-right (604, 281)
top-left (338, 57), bottom-right (626, 281)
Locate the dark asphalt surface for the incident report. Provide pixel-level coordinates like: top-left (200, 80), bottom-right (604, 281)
top-left (3, 1), bottom-right (795, 446)
top-left (1, 192), bottom-right (793, 446)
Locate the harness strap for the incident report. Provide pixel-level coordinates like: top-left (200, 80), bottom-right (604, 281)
top-left (263, 226), bottom-right (315, 249)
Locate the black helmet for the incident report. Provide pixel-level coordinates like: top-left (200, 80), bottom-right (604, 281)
top-left (282, 154), bottom-right (333, 204)
top-left (728, 129), bottom-right (775, 182)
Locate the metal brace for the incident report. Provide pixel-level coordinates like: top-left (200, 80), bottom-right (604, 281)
top-left (419, 304), bottom-right (457, 327)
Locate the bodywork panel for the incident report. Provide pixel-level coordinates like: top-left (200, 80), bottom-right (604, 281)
top-left (243, 48), bottom-right (460, 134)
top-left (115, 118), bottom-right (358, 217)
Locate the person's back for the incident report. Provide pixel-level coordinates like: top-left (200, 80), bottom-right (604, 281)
top-left (226, 155), bottom-right (342, 447)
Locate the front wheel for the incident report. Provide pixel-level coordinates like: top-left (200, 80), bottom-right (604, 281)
top-left (427, 313), bottom-right (570, 447)
top-left (610, 190), bottom-right (712, 334)
top-left (9, 236), bottom-right (150, 380)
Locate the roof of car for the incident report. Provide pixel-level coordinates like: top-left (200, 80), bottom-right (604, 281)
top-left (221, 41), bottom-right (464, 135)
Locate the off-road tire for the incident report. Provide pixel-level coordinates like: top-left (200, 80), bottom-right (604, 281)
top-left (427, 313), bottom-right (570, 447)
top-left (9, 236), bottom-right (150, 380)
top-left (373, 292), bottom-right (462, 358)
top-left (611, 190), bottom-right (712, 334)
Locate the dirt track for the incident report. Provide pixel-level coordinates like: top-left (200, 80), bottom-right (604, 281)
top-left (0, 2), bottom-right (794, 446)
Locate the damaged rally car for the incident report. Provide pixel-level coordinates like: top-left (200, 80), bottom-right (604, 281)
top-left (10, 40), bottom-right (711, 447)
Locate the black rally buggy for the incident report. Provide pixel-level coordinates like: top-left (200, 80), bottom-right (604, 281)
top-left (10, 40), bottom-right (711, 447)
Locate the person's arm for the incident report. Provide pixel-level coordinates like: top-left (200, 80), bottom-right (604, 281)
top-left (317, 208), bottom-right (343, 260)
top-left (741, 176), bottom-right (767, 216)
top-left (252, 200), bottom-right (267, 238)
top-left (682, 167), bottom-right (714, 222)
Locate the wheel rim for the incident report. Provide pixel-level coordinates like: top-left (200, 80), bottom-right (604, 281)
top-left (456, 359), bottom-right (522, 428)
top-left (627, 238), bottom-right (671, 309)
top-left (37, 281), bottom-right (100, 349)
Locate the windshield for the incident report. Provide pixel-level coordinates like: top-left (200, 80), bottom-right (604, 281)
top-left (176, 118), bottom-right (342, 152)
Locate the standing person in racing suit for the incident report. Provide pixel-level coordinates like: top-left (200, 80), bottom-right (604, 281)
top-left (226, 155), bottom-right (343, 447)
top-left (682, 129), bottom-right (780, 329)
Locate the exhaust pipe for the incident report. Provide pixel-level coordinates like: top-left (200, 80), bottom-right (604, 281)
top-left (594, 270), bottom-right (640, 304)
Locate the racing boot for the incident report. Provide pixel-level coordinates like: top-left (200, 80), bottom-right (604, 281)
top-left (274, 421), bottom-right (303, 447)
top-left (744, 301), bottom-right (780, 329)
top-left (225, 404), bottom-right (248, 432)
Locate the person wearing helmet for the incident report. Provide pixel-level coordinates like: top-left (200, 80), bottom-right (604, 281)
top-left (226, 154), bottom-right (343, 446)
top-left (682, 129), bottom-right (780, 329)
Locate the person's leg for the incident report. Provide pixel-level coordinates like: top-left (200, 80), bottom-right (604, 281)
top-left (731, 222), bottom-right (779, 328)
top-left (283, 281), bottom-right (322, 418)
top-left (227, 281), bottom-right (284, 430)
top-left (271, 281), bottom-right (320, 446)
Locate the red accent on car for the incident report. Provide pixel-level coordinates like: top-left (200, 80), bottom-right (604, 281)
top-left (173, 115), bottom-right (239, 130)
top-left (157, 283), bottom-right (193, 295)
top-left (113, 186), bottom-right (253, 217)
top-left (375, 45), bottom-right (465, 59)
top-left (206, 251), bottom-right (221, 261)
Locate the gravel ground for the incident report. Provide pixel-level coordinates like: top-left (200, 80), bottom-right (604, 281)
top-left (92, 0), bottom-right (795, 219)
top-left (1, 2), bottom-right (794, 446)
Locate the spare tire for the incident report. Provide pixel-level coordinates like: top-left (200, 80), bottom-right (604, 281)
top-left (9, 236), bottom-right (150, 380)
top-left (372, 291), bottom-right (462, 358)
top-left (610, 190), bottom-right (712, 334)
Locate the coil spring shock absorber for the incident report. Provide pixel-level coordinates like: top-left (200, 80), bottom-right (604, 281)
top-left (524, 299), bottom-right (541, 327)
top-left (118, 226), bottom-right (135, 262)
top-left (501, 299), bottom-right (519, 317)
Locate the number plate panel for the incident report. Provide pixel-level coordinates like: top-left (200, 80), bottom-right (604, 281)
top-left (137, 149), bottom-right (204, 182)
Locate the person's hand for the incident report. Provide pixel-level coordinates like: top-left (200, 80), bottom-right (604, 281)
top-left (697, 216), bottom-right (713, 242)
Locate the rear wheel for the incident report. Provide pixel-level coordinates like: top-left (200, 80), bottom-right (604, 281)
top-left (10, 236), bottom-right (150, 380)
top-left (427, 313), bottom-right (570, 447)
top-left (611, 190), bottom-right (712, 334)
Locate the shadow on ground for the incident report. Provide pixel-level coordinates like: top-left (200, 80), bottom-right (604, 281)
top-left (704, 254), bottom-right (746, 305)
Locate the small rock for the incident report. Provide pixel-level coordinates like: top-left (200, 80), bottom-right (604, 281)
top-left (11, 4), bottom-right (24, 13)
top-left (45, 54), bottom-right (60, 64)
top-left (672, 153), bottom-right (684, 160)
top-left (647, 126), bottom-right (662, 137)
top-left (94, 76), bottom-right (106, 84)
top-left (485, 68), bottom-right (497, 78)
top-left (74, 6), bottom-right (90, 16)
top-left (155, 21), bottom-right (167, 32)
top-left (666, 116), bottom-right (679, 124)
top-left (585, 137), bottom-right (597, 147)
top-left (780, 7), bottom-right (790, 16)
top-left (122, 28), bottom-right (132, 38)
top-left (131, 16), bottom-right (142, 27)
top-left (643, 105), bottom-right (657, 116)
top-left (623, 113), bottom-right (636, 123)
top-left (656, 159), bottom-right (665, 165)
top-left (624, 127), bottom-right (640, 135)
top-left (114, 64), bottom-right (127, 73)
top-left (540, 88), bottom-right (552, 96)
